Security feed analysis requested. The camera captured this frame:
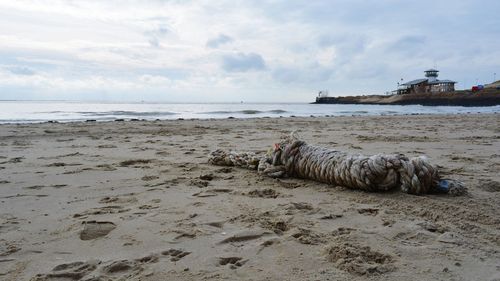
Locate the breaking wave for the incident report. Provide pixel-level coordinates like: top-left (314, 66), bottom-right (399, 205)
top-left (201, 109), bottom-right (287, 115)
top-left (77, 111), bottom-right (176, 117)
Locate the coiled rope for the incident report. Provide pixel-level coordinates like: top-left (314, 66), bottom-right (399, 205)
top-left (208, 133), bottom-right (466, 195)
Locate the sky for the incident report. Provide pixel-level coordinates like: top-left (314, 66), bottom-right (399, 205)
top-left (0, 0), bottom-right (499, 102)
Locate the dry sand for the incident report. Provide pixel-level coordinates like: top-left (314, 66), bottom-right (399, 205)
top-left (0, 114), bottom-right (499, 281)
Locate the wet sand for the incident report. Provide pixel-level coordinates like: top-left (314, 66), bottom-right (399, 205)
top-left (0, 114), bottom-right (499, 280)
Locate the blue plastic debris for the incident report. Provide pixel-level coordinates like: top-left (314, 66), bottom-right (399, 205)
top-left (436, 180), bottom-right (450, 193)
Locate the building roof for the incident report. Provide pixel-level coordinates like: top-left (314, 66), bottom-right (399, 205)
top-left (425, 69), bottom-right (439, 72)
top-left (401, 78), bottom-right (427, 86)
top-left (428, 79), bottom-right (456, 85)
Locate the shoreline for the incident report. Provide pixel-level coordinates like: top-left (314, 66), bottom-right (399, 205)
top-left (1, 113), bottom-right (499, 280)
top-left (0, 110), bottom-right (498, 126)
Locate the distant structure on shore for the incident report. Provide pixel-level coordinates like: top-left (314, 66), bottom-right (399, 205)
top-left (314, 68), bottom-right (499, 106)
top-left (396, 69), bottom-right (456, 95)
top-left (317, 90), bottom-right (329, 98)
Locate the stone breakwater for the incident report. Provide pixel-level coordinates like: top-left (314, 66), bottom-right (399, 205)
top-left (315, 89), bottom-right (500, 107)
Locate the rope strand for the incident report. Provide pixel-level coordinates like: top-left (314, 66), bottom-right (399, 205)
top-left (208, 133), bottom-right (466, 195)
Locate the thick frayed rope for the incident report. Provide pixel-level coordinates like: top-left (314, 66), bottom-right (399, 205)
top-left (208, 133), bottom-right (466, 195)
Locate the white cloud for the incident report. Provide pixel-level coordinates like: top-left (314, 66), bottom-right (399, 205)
top-left (316, 47), bottom-right (337, 66)
top-left (139, 74), bottom-right (172, 85)
top-left (206, 34), bottom-right (233, 48)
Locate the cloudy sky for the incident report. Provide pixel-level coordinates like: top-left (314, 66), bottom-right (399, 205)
top-left (0, 0), bottom-right (499, 102)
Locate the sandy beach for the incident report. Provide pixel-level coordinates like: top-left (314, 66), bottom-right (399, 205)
top-left (1, 113), bottom-right (499, 281)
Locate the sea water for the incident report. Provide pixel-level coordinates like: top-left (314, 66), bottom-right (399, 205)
top-left (0, 101), bottom-right (499, 123)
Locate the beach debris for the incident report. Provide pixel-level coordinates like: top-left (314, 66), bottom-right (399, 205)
top-left (208, 132), bottom-right (466, 195)
top-left (209, 151), bottom-right (261, 170)
top-left (436, 179), bottom-right (467, 196)
top-left (218, 230), bottom-right (270, 244)
top-left (80, 221), bottom-right (116, 240)
top-left (199, 173), bottom-right (214, 181)
top-left (437, 232), bottom-right (464, 245)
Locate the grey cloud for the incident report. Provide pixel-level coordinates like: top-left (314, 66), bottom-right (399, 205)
top-left (387, 35), bottom-right (427, 56)
top-left (345, 63), bottom-right (389, 80)
top-left (272, 67), bottom-right (300, 83)
top-left (6, 66), bottom-right (36, 75)
top-left (221, 52), bottom-right (265, 72)
top-left (206, 34), bottom-right (233, 48)
top-left (317, 35), bottom-right (340, 48)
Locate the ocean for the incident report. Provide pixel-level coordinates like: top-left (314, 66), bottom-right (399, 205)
top-left (0, 101), bottom-right (499, 123)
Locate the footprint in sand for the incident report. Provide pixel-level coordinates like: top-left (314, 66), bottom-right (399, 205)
top-left (34, 254), bottom-right (161, 280)
top-left (281, 202), bottom-right (318, 215)
top-left (161, 249), bottom-right (191, 262)
top-left (97, 144), bottom-right (117, 149)
top-left (257, 238), bottom-right (280, 253)
top-left (325, 240), bottom-right (395, 275)
top-left (477, 180), bottom-right (500, 192)
top-left (118, 159), bottom-right (152, 167)
top-left (0, 240), bottom-right (21, 256)
top-left (95, 164), bottom-right (117, 171)
top-left (217, 257), bottom-right (248, 269)
top-left (23, 185), bottom-right (45, 190)
top-left (141, 175), bottom-right (159, 181)
top-left (73, 206), bottom-right (129, 218)
top-left (192, 191), bottom-right (218, 197)
top-left (99, 195), bottom-right (138, 204)
top-left (32, 260), bottom-right (100, 280)
top-left (246, 188), bottom-right (281, 198)
top-left (102, 260), bottom-right (143, 275)
top-left (0, 214), bottom-right (26, 234)
top-left (80, 221), bottom-right (116, 240)
top-left (290, 228), bottom-right (327, 245)
top-left (138, 204), bottom-right (159, 210)
top-left (120, 234), bottom-right (143, 246)
top-left (357, 208), bottom-right (379, 216)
